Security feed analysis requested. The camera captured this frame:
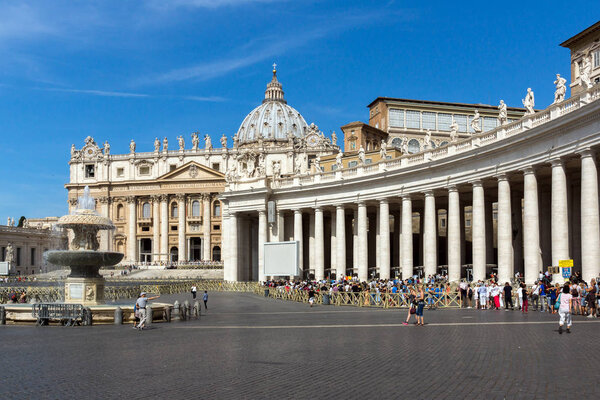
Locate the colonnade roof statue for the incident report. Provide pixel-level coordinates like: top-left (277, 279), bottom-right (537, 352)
top-left (235, 64), bottom-right (310, 146)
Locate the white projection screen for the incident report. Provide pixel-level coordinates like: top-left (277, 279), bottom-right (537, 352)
top-left (264, 241), bottom-right (299, 276)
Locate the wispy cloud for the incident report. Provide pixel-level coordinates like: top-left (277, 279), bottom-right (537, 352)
top-left (146, 0), bottom-right (281, 10)
top-left (183, 95), bottom-right (228, 102)
top-left (40, 87), bottom-right (150, 98)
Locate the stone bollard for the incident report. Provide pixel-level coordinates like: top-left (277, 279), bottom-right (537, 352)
top-left (0, 306), bottom-right (5, 325)
top-left (182, 300), bottom-right (190, 321)
top-left (114, 307), bottom-right (122, 325)
top-left (165, 306), bottom-right (171, 323)
top-left (146, 306), bottom-right (153, 327)
top-left (194, 301), bottom-right (200, 319)
top-left (83, 307), bottom-right (93, 326)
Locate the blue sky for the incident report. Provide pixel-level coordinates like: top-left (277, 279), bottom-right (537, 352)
top-left (0, 0), bottom-right (596, 220)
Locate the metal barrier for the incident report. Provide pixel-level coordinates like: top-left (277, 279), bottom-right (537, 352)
top-left (32, 303), bottom-right (85, 326)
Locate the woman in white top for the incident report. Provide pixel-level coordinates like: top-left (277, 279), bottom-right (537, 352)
top-left (558, 284), bottom-right (573, 334)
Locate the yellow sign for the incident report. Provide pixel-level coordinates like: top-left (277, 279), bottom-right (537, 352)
top-left (559, 260), bottom-right (573, 268)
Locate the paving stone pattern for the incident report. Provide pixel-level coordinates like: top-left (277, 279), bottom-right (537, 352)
top-left (0, 292), bottom-right (598, 399)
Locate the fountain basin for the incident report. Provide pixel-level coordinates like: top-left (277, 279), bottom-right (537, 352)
top-left (46, 250), bottom-right (123, 268)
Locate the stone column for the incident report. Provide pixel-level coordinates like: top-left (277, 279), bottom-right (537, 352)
top-left (225, 212), bottom-right (238, 281)
top-left (447, 186), bottom-right (461, 283)
top-left (379, 199), bottom-right (390, 280)
top-left (401, 196), bottom-right (413, 280)
top-left (330, 210), bottom-right (337, 277)
top-left (203, 194), bottom-right (211, 261)
top-left (314, 207), bottom-right (325, 281)
top-left (97, 196), bottom-right (110, 251)
top-left (127, 196), bottom-right (137, 263)
top-left (423, 191), bottom-right (437, 278)
top-left (580, 150), bottom-right (600, 282)
top-left (497, 174), bottom-right (513, 284)
top-left (176, 194), bottom-right (186, 263)
top-left (472, 180), bottom-right (486, 281)
top-left (357, 202), bottom-right (368, 281)
top-left (353, 209), bottom-right (358, 270)
top-left (258, 209), bottom-right (267, 282)
top-left (522, 167), bottom-right (541, 284)
top-left (294, 209), bottom-right (303, 276)
top-left (336, 205), bottom-right (346, 279)
top-left (160, 194), bottom-right (169, 262)
top-left (551, 159), bottom-right (569, 281)
top-left (309, 212), bottom-right (315, 271)
top-left (152, 195), bottom-right (160, 263)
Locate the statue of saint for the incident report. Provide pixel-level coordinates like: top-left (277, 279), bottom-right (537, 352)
top-left (497, 100), bottom-right (508, 125)
top-left (5, 243), bottom-right (14, 265)
top-left (272, 161), bottom-right (281, 178)
top-left (163, 137), bottom-right (168, 152)
top-left (6, 217), bottom-right (10, 226)
top-left (580, 52), bottom-right (593, 89)
top-left (471, 110), bottom-right (482, 133)
top-left (379, 140), bottom-right (387, 159)
top-left (129, 139), bottom-right (136, 154)
top-left (71, 144), bottom-right (76, 157)
top-left (314, 156), bottom-right (321, 173)
top-left (336, 150), bottom-right (343, 169)
top-left (450, 119), bottom-right (459, 141)
top-left (233, 134), bottom-right (239, 148)
top-left (424, 130), bottom-right (433, 148)
top-left (522, 88), bottom-right (535, 114)
top-left (205, 134), bottom-right (212, 150)
top-left (220, 134), bottom-right (227, 148)
top-left (554, 74), bottom-right (567, 103)
top-left (178, 135), bottom-right (185, 151)
top-left (358, 145), bottom-right (366, 165)
top-left (331, 131), bottom-right (337, 146)
top-left (191, 132), bottom-right (199, 150)
top-left (103, 141), bottom-right (110, 155)
top-left (154, 137), bottom-right (160, 152)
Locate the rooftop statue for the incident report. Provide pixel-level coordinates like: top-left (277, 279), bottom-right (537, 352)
top-left (554, 74), bottom-right (567, 103)
top-left (450, 119), bottom-right (459, 142)
top-left (129, 139), bottom-right (136, 154)
top-left (471, 110), bottom-right (482, 133)
top-left (163, 137), bottom-right (168, 152)
top-left (192, 132), bottom-right (199, 150)
top-left (154, 137), bottom-right (160, 152)
top-left (177, 135), bottom-right (185, 151)
top-left (379, 140), bottom-right (387, 159)
top-left (103, 141), bottom-right (110, 155)
top-left (522, 88), bottom-right (535, 114)
top-left (358, 145), bottom-right (366, 166)
top-left (336, 150), bottom-right (343, 169)
top-left (205, 134), bottom-right (212, 150)
top-left (497, 100), bottom-right (508, 125)
top-left (331, 131), bottom-right (337, 146)
top-left (220, 134), bottom-right (227, 148)
top-left (580, 51), bottom-right (593, 89)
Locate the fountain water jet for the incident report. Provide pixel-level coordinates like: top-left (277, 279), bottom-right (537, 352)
top-left (45, 186), bottom-right (123, 305)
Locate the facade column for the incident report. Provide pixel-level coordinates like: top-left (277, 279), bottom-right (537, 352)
top-left (98, 197), bottom-right (110, 251)
top-left (496, 174), bottom-right (513, 284)
top-left (258, 209), bottom-right (267, 282)
top-left (522, 167), bottom-right (541, 284)
top-left (294, 209), bottom-right (303, 276)
top-left (160, 194), bottom-right (169, 262)
top-left (330, 210), bottom-right (337, 277)
top-left (353, 209), bottom-right (358, 270)
top-left (447, 187), bottom-right (461, 283)
top-left (379, 199), bottom-right (390, 280)
top-left (472, 180), bottom-right (486, 281)
top-left (224, 212), bottom-right (238, 281)
top-left (551, 159), bottom-right (570, 282)
top-left (309, 213), bottom-right (315, 271)
top-left (357, 201), bottom-right (368, 281)
top-left (401, 196), bottom-right (413, 280)
top-left (423, 191), bottom-right (437, 278)
top-left (336, 205), bottom-right (346, 279)
top-left (202, 194), bottom-right (211, 261)
top-left (127, 196), bottom-right (137, 263)
top-left (580, 150), bottom-right (600, 282)
top-left (177, 194), bottom-right (186, 263)
top-left (152, 195), bottom-right (160, 263)
top-left (314, 207), bottom-right (325, 281)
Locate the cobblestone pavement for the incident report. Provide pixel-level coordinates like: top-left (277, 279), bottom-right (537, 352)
top-left (1, 292), bottom-right (599, 399)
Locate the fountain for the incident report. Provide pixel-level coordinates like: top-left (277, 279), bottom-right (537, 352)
top-left (45, 186), bottom-right (123, 305)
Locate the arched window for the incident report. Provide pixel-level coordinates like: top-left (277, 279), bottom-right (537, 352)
top-left (213, 201), bottom-right (221, 217)
top-left (171, 202), bottom-right (178, 218)
top-left (407, 139), bottom-right (420, 154)
top-left (142, 202), bottom-right (151, 219)
top-left (212, 246), bottom-right (221, 262)
top-left (439, 141), bottom-right (449, 147)
top-left (391, 138), bottom-right (403, 148)
top-left (192, 200), bottom-right (200, 217)
top-left (116, 204), bottom-right (124, 220)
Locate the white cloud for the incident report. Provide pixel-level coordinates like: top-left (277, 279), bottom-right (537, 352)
top-left (183, 95), bottom-right (228, 102)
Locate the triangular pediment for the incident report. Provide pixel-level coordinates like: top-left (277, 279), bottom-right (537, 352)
top-left (158, 161), bottom-right (225, 181)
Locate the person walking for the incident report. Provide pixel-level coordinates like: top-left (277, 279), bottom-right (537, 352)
top-left (402, 286), bottom-right (417, 325)
top-left (135, 292), bottom-right (160, 330)
top-left (503, 282), bottom-right (513, 310)
top-left (202, 290), bottom-right (208, 310)
top-left (557, 284), bottom-right (573, 334)
top-left (415, 285), bottom-right (426, 326)
top-left (191, 285), bottom-right (197, 300)
top-left (520, 283), bottom-right (529, 313)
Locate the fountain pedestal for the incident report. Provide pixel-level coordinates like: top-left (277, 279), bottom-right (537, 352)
top-left (65, 277), bottom-right (105, 305)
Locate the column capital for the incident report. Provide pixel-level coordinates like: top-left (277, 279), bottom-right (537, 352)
top-left (423, 190), bottom-right (435, 197)
top-left (159, 194), bottom-right (169, 202)
top-left (357, 200), bottom-right (367, 206)
top-left (314, 206), bottom-right (323, 212)
top-left (471, 179), bottom-right (483, 187)
top-left (335, 204), bottom-right (345, 210)
top-left (258, 209), bottom-right (267, 216)
top-left (97, 196), bottom-right (110, 204)
top-left (126, 195), bottom-right (136, 204)
top-left (293, 208), bottom-right (302, 215)
top-left (577, 148), bottom-right (596, 159)
top-left (377, 198), bottom-right (389, 205)
top-left (447, 185), bottom-right (458, 193)
top-left (150, 194), bottom-right (160, 203)
top-left (401, 194), bottom-right (412, 200)
top-left (175, 193), bottom-right (186, 201)
top-left (520, 166), bottom-right (537, 175)
top-left (549, 157), bottom-right (565, 167)
top-left (495, 173), bottom-right (509, 181)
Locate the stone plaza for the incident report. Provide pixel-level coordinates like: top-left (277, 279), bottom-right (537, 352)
top-left (1, 291), bottom-right (599, 399)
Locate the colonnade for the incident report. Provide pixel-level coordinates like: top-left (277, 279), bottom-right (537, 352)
top-left (225, 152), bottom-right (600, 284)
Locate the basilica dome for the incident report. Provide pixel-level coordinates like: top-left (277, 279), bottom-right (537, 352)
top-left (236, 67), bottom-right (309, 144)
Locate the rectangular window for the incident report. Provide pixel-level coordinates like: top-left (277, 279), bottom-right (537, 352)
top-left (141, 227), bottom-right (150, 232)
top-left (454, 114), bottom-right (468, 132)
top-left (465, 219), bottom-right (471, 227)
top-left (348, 160), bottom-right (358, 167)
top-left (389, 109), bottom-right (404, 128)
top-left (139, 166), bottom-right (150, 175)
top-left (483, 117), bottom-right (497, 132)
top-left (171, 225), bottom-right (178, 231)
top-left (30, 248), bottom-right (36, 266)
top-left (213, 225), bottom-right (220, 231)
top-left (170, 165), bottom-right (177, 172)
top-left (405, 110), bottom-right (420, 129)
top-left (116, 168), bottom-right (124, 177)
top-left (441, 219), bottom-right (446, 228)
top-left (85, 165), bottom-right (95, 178)
top-left (332, 165), bottom-right (338, 171)
top-left (594, 50), bottom-right (600, 68)
top-left (16, 248), bottom-right (21, 266)
top-left (212, 163), bottom-right (220, 171)
top-left (365, 159), bottom-right (372, 164)
top-left (438, 113), bottom-right (452, 131)
top-left (0, 247), bottom-right (5, 261)
top-left (422, 112), bottom-right (436, 130)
